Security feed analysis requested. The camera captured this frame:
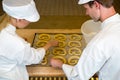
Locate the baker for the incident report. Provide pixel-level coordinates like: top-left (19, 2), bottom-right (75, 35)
top-left (50, 0), bottom-right (120, 80)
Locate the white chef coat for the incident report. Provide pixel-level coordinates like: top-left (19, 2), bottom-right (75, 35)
top-left (0, 24), bottom-right (45, 80)
top-left (62, 13), bottom-right (120, 80)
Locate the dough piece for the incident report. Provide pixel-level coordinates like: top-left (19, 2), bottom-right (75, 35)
top-left (46, 50), bottom-right (50, 56)
top-left (57, 41), bottom-right (66, 47)
top-left (68, 56), bottom-right (79, 65)
top-left (54, 34), bottom-right (66, 41)
top-left (53, 56), bottom-right (67, 63)
top-left (68, 41), bottom-right (81, 47)
top-left (68, 47), bottom-right (81, 55)
top-left (38, 34), bottom-right (51, 41)
top-left (36, 40), bottom-right (47, 47)
top-left (53, 48), bottom-right (66, 56)
top-left (69, 34), bottom-right (82, 41)
top-left (40, 56), bottom-right (47, 65)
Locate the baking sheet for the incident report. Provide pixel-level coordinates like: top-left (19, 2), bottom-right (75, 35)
top-left (31, 33), bottom-right (85, 67)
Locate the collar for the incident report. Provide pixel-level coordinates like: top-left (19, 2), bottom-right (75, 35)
top-left (101, 13), bottom-right (120, 29)
top-left (4, 24), bottom-right (16, 34)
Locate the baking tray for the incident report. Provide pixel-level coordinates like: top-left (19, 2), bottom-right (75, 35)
top-left (31, 33), bottom-right (85, 67)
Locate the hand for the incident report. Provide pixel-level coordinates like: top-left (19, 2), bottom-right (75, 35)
top-left (43, 40), bottom-right (58, 50)
top-left (50, 58), bottom-right (63, 69)
top-left (48, 40), bottom-right (58, 47)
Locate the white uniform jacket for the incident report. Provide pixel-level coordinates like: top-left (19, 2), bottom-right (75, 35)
top-left (0, 24), bottom-right (45, 80)
top-left (62, 13), bottom-right (120, 80)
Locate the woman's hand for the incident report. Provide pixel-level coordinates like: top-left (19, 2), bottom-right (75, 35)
top-left (48, 40), bottom-right (58, 47)
top-left (43, 40), bottom-right (58, 50)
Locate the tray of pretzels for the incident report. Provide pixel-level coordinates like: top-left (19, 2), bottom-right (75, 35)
top-left (32, 33), bottom-right (85, 67)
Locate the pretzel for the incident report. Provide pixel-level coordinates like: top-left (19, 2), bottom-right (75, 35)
top-left (69, 34), bottom-right (82, 41)
top-left (68, 41), bottom-right (81, 47)
top-left (57, 41), bottom-right (66, 47)
top-left (53, 56), bottom-right (67, 63)
top-left (54, 34), bottom-right (66, 41)
top-left (36, 40), bottom-right (47, 47)
top-left (68, 56), bottom-right (79, 65)
top-left (38, 34), bottom-right (51, 41)
top-left (53, 48), bottom-right (67, 56)
top-left (46, 50), bottom-right (50, 56)
top-left (40, 56), bottom-right (47, 65)
top-left (68, 47), bottom-right (81, 55)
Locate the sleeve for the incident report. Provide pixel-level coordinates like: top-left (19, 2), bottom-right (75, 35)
top-left (20, 43), bottom-right (46, 65)
top-left (12, 36), bottom-right (46, 65)
top-left (0, 32), bottom-right (46, 65)
top-left (62, 64), bottom-right (80, 80)
top-left (62, 43), bottom-right (109, 80)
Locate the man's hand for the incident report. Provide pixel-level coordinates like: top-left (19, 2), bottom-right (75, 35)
top-left (50, 58), bottom-right (63, 69)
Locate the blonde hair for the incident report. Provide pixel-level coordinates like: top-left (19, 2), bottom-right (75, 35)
top-left (0, 13), bottom-right (10, 31)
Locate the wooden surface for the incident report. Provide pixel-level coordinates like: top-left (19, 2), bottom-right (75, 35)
top-left (27, 66), bottom-right (65, 77)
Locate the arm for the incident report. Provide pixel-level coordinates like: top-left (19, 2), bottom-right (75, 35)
top-left (50, 58), bottom-right (80, 80)
top-left (20, 40), bottom-right (58, 65)
top-left (50, 43), bottom-right (108, 80)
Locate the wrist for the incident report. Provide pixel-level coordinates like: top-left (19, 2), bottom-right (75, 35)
top-left (58, 62), bottom-right (64, 69)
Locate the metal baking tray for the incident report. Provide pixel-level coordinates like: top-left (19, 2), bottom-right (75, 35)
top-left (31, 33), bottom-right (85, 67)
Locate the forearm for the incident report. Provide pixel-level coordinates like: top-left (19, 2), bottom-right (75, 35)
top-left (50, 58), bottom-right (80, 80)
top-left (43, 43), bottom-right (51, 51)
